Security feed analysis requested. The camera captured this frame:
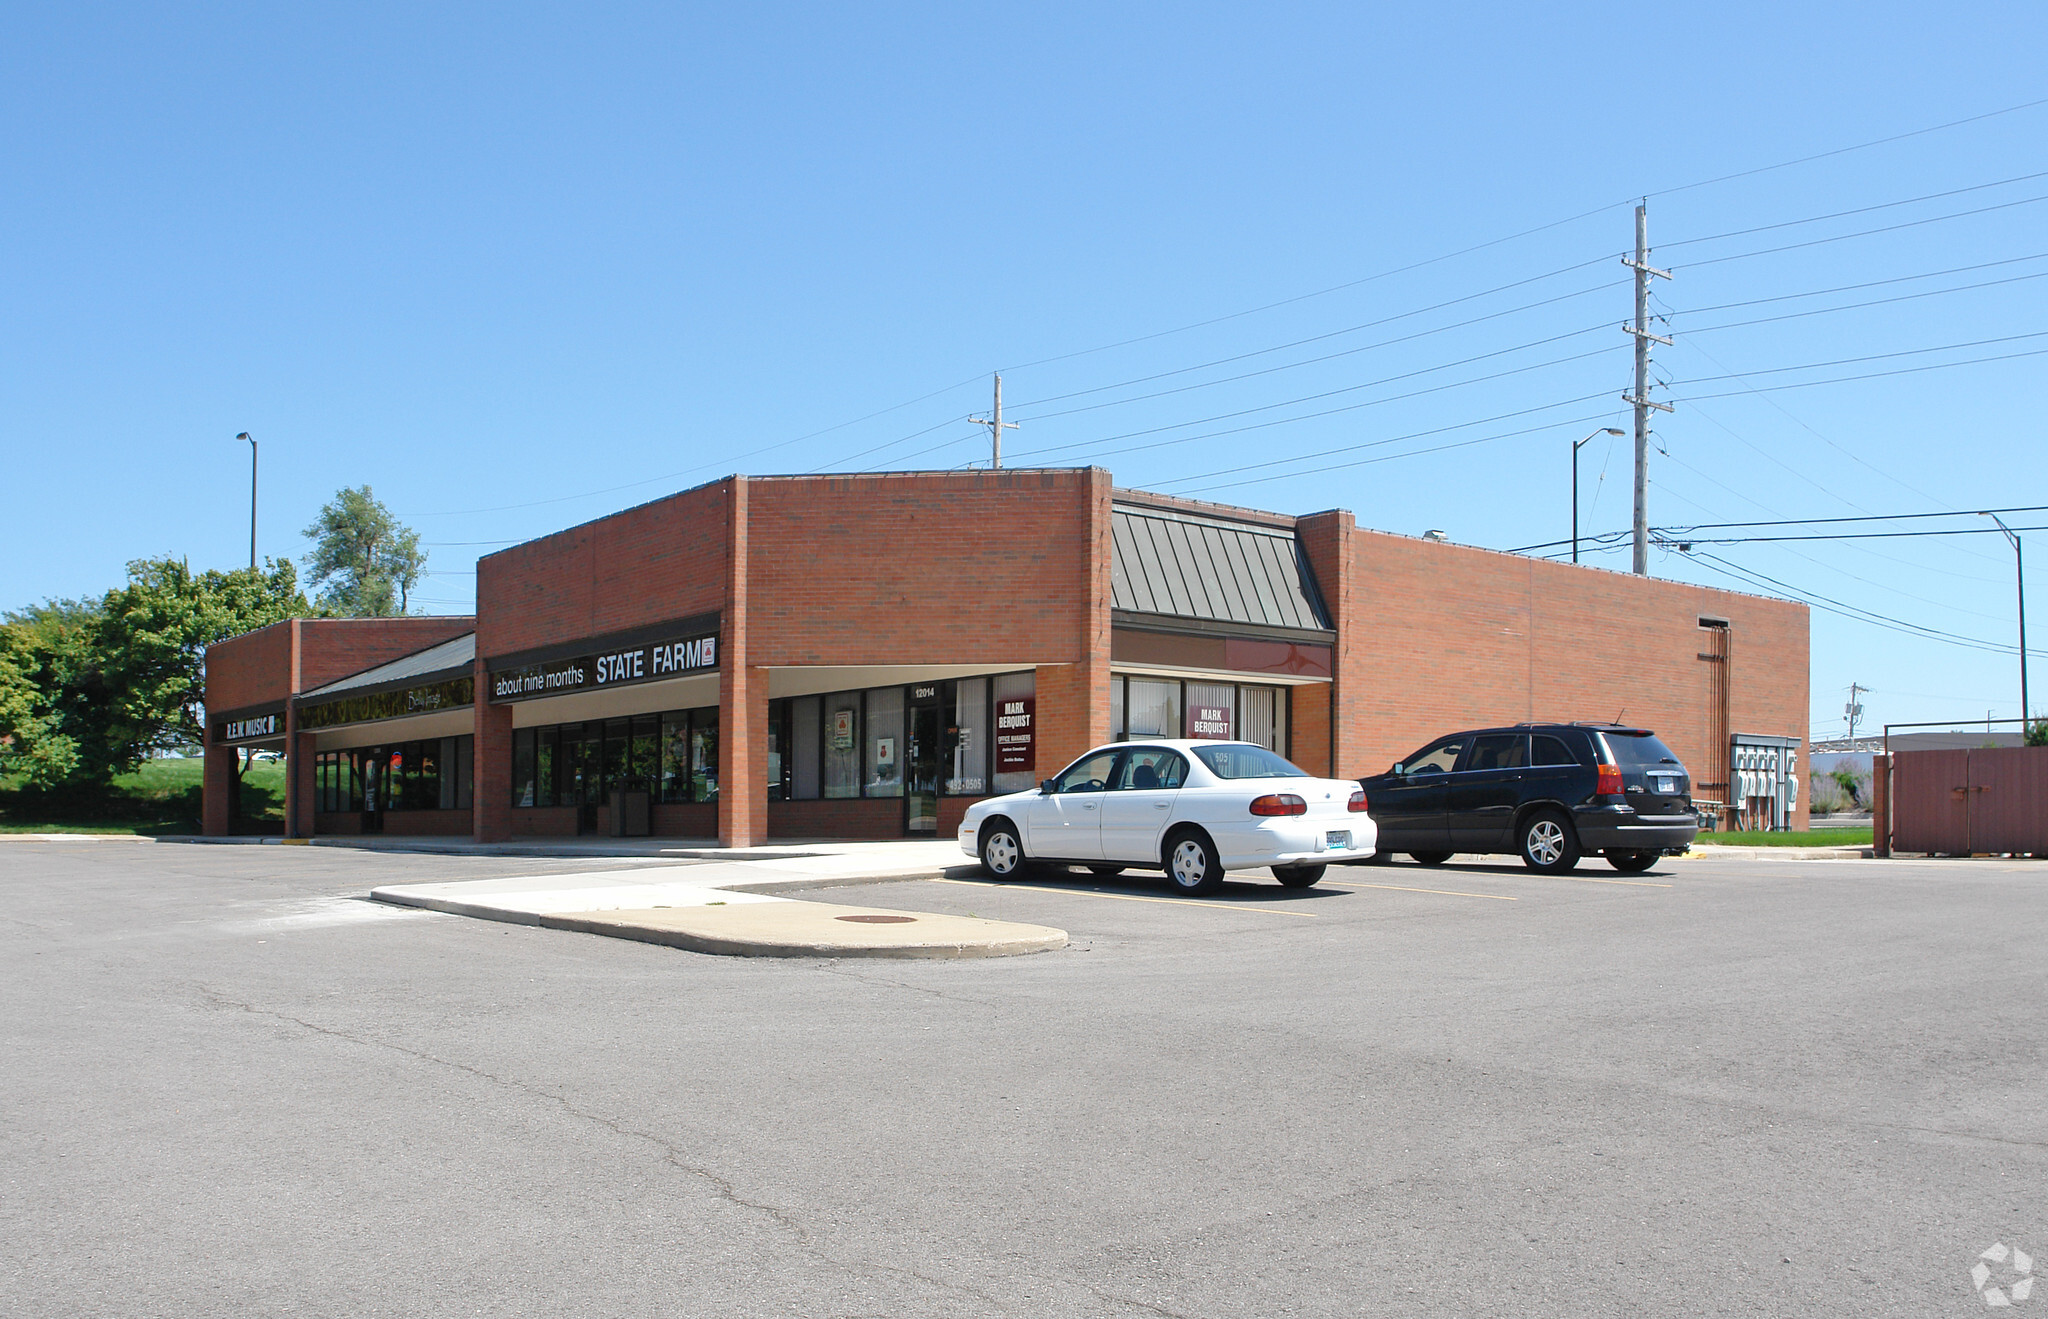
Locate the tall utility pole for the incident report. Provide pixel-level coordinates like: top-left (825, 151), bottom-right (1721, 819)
top-left (1985, 512), bottom-right (2028, 725)
top-left (1845, 683), bottom-right (1867, 739)
top-left (1622, 204), bottom-right (1672, 576)
top-left (237, 431), bottom-right (257, 569)
top-left (969, 373), bottom-right (1018, 469)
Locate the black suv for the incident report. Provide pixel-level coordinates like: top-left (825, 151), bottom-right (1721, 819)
top-left (1357, 723), bottom-right (1697, 873)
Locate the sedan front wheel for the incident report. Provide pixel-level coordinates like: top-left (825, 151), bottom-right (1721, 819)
top-left (979, 820), bottom-right (1029, 880)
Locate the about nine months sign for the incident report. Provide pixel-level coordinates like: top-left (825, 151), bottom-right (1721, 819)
top-left (489, 633), bottom-right (717, 703)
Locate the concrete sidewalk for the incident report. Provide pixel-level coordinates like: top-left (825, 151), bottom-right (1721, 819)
top-left (369, 842), bottom-right (1067, 959)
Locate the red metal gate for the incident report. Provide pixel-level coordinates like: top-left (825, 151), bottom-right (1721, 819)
top-left (1890, 746), bottom-right (2048, 855)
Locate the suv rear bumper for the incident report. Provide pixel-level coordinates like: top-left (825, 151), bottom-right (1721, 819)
top-left (1572, 806), bottom-right (1698, 853)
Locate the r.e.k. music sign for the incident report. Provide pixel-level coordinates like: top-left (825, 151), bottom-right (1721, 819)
top-left (488, 633), bottom-right (717, 703)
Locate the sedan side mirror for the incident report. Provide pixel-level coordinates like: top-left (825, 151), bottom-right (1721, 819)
top-left (1040, 779), bottom-right (1056, 795)
top-left (1390, 763), bottom-right (1404, 777)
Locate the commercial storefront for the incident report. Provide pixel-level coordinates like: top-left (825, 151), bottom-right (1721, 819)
top-left (204, 468), bottom-right (1812, 844)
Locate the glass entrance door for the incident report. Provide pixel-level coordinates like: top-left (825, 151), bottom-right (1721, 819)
top-left (906, 691), bottom-right (941, 833)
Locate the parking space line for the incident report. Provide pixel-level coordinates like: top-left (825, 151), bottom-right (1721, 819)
top-left (1549, 875), bottom-right (1673, 888)
top-left (929, 877), bottom-right (1322, 917)
top-left (1323, 881), bottom-right (1517, 901)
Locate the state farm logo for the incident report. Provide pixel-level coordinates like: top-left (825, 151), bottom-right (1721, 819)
top-left (1973, 1242), bottom-right (2034, 1307)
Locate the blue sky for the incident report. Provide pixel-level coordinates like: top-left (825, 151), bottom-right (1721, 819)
top-left (6, 2), bottom-right (2045, 738)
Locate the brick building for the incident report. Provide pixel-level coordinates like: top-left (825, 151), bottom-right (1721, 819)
top-left (203, 469), bottom-right (1810, 844)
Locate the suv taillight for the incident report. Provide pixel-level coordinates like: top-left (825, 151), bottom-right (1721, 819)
top-left (1250, 793), bottom-right (1307, 817)
top-left (1596, 764), bottom-right (1624, 796)
top-left (1348, 788), bottom-right (1368, 813)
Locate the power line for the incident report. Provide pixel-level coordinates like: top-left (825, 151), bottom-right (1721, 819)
top-left (1166, 408), bottom-right (1622, 496)
top-left (1003, 262), bottom-right (1618, 416)
top-left (1678, 546), bottom-right (2048, 658)
top-left (1667, 251), bottom-right (2048, 316)
top-left (1682, 268), bottom-right (2048, 336)
top-left (1004, 343), bottom-right (1619, 467)
top-left (990, 96), bottom-right (2048, 379)
top-left (1642, 95), bottom-right (2048, 200)
top-left (1673, 329), bottom-right (2048, 385)
top-left (1674, 344), bottom-right (2048, 404)
top-left (414, 373), bottom-right (986, 518)
top-left (1658, 169), bottom-right (2048, 250)
top-left (1010, 311), bottom-right (1618, 428)
top-left (1673, 192), bottom-right (2048, 271)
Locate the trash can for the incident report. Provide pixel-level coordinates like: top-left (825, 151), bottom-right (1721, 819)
top-left (609, 789), bottom-right (651, 837)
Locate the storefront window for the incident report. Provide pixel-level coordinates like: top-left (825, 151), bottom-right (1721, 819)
top-left (992, 671), bottom-right (1037, 794)
top-left (629, 715), bottom-right (658, 797)
top-left (512, 730), bottom-right (537, 807)
top-left (1184, 682), bottom-right (1235, 741)
top-left (1110, 678), bottom-right (1125, 742)
top-left (1240, 686), bottom-right (1283, 752)
top-left (690, 708), bottom-right (719, 802)
top-left (823, 692), bottom-right (862, 798)
top-left (792, 696), bottom-right (821, 799)
top-left (946, 677), bottom-right (988, 795)
top-left (1126, 678), bottom-right (1180, 740)
top-left (659, 713), bottom-right (689, 804)
top-left (535, 726), bottom-right (558, 807)
top-left (767, 702), bottom-right (790, 801)
top-left (865, 686), bottom-right (904, 798)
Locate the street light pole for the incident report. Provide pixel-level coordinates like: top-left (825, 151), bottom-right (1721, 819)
top-left (1985, 512), bottom-right (2028, 727)
top-left (1572, 428), bottom-right (1625, 564)
top-left (237, 432), bottom-right (257, 570)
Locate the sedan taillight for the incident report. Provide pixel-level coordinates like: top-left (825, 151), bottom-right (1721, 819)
top-left (1596, 764), bottom-right (1624, 796)
top-left (1348, 787), bottom-right (1368, 813)
top-left (1249, 793), bottom-right (1307, 817)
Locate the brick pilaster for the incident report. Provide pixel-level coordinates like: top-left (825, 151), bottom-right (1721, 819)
top-left (472, 661), bottom-right (513, 842)
top-left (718, 477), bottom-right (757, 846)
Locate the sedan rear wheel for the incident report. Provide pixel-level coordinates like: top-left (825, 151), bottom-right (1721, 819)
top-left (1274, 864), bottom-right (1326, 889)
top-left (1164, 831), bottom-right (1224, 896)
top-left (1408, 851), bottom-right (1452, 867)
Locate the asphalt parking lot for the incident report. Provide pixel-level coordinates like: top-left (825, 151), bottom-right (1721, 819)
top-left (3, 840), bottom-right (2043, 1317)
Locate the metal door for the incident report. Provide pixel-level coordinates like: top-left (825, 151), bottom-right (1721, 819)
top-left (1968, 747), bottom-right (2048, 854)
top-left (1891, 749), bottom-right (1970, 854)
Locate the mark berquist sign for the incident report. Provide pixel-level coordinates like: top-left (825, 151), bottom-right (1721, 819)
top-left (489, 634), bottom-right (717, 703)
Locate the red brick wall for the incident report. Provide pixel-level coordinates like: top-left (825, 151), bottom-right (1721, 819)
top-left (476, 480), bottom-right (730, 659)
top-left (768, 798), bottom-right (905, 840)
top-left (1291, 683), bottom-right (1332, 777)
top-left (744, 470), bottom-right (1105, 666)
top-left (204, 619), bottom-right (297, 714)
top-left (293, 618), bottom-right (474, 692)
top-left (315, 810), bottom-right (472, 837)
top-left (1343, 529), bottom-right (1811, 825)
top-left (651, 802), bottom-right (718, 838)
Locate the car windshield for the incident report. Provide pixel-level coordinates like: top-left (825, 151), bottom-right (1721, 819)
top-left (1600, 730), bottom-right (1682, 767)
top-left (1193, 744), bottom-right (1308, 779)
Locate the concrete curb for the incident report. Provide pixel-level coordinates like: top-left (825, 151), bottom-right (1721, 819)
top-left (0, 833), bottom-right (161, 843)
top-left (535, 903), bottom-right (1068, 959)
top-left (1687, 844), bottom-right (1874, 861)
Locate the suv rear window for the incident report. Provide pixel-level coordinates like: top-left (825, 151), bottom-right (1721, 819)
top-left (1531, 735), bottom-right (1580, 766)
top-left (1599, 731), bottom-right (1682, 768)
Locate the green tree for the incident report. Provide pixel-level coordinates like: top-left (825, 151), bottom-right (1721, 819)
top-left (302, 486), bottom-right (426, 616)
top-left (0, 600), bottom-right (98, 789)
top-left (0, 558), bottom-right (308, 790)
top-left (2027, 717), bottom-right (2048, 748)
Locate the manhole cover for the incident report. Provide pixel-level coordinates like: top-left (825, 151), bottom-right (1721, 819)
top-left (835, 914), bottom-right (917, 924)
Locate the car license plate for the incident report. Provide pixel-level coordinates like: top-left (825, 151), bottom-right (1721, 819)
top-left (1327, 831), bottom-right (1350, 849)
top-left (1652, 775), bottom-right (1676, 795)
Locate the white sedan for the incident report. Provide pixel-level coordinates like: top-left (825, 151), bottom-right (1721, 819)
top-left (957, 739), bottom-right (1376, 895)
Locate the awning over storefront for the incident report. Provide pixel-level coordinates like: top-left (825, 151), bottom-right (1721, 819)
top-left (297, 632), bottom-right (477, 748)
top-left (1110, 502), bottom-right (1332, 636)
